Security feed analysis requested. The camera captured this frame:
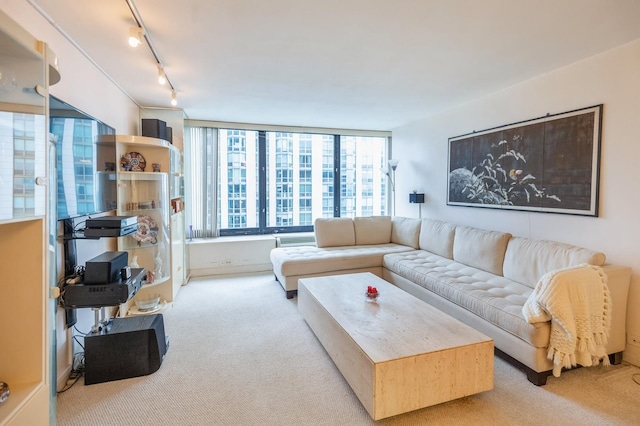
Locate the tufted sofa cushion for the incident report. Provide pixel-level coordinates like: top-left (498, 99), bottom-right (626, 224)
top-left (314, 217), bottom-right (355, 247)
top-left (271, 243), bottom-right (414, 277)
top-left (354, 216), bottom-right (392, 245)
top-left (391, 216), bottom-right (421, 249)
top-left (383, 250), bottom-right (550, 348)
top-left (503, 237), bottom-right (607, 289)
top-left (419, 218), bottom-right (456, 259)
top-left (453, 226), bottom-right (511, 276)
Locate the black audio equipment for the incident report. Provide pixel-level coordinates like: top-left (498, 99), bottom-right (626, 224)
top-left (84, 224), bottom-right (137, 238)
top-left (86, 216), bottom-right (138, 229)
top-left (84, 314), bottom-right (168, 385)
top-left (62, 268), bottom-right (145, 308)
top-left (84, 251), bottom-right (129, 284)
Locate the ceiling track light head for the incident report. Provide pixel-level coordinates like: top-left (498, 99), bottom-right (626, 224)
top-left (157, 64), bottom-right (166, 85)
top-left (128, 26), bottom-right (144, 47)
top-left (170, 90), bottom-right (177, 106)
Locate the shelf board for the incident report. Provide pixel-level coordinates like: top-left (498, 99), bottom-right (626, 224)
top-left (141, 275), bottom-right (170, 289)
top-left (117, 171), bottom-right (167, 180)
top-left (0, 381), bottom-right (40, 423)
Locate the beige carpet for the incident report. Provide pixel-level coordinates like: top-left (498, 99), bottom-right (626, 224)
top-left (57, 273), bottom-right (640, 425)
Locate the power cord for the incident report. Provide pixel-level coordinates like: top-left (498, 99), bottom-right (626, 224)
top-left (633, 373), bottom-right (640, 386)
top-left (57, 267), bottom-right (85, 308)
top-left (58, 332), bottom-right (87, 393)
top-left (57, 351), bottom-right (85, 394)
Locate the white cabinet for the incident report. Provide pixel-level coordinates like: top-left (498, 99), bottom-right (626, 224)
top-left (97, 135), bottom-right (185, 316)
top-left (0, 10), bottom-right (57, 425)
top-left (171, 211), bottom-right (186, 296)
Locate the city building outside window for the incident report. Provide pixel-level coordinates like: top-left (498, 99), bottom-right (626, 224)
top-left (186, 125), bottom-right (390, 237)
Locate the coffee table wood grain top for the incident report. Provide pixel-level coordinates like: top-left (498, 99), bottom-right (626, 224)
top-left (298, 272), bottom-right (494, 420)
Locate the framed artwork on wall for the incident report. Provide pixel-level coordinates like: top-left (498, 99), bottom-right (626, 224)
top-left (447, 104), bottom-right (602, 216)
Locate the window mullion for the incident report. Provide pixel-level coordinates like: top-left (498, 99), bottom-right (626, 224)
top-left (333, 134), bottom-right (340, 217)
top-left (258, 131), bottom-right (267, 232)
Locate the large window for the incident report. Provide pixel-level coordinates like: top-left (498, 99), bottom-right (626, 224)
top-left (186, 125), bottom-right (389, 237)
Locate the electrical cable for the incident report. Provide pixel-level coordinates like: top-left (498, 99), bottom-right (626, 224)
top-left (73, 334), bottom-right (85, 351)
top-left (57, 352), bottom-right (85, 393)
top-left (73, 325), bottom-right (89, 336)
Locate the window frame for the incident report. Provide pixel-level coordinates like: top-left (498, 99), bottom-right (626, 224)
top-left (185, 121), bottom-right (391, 238)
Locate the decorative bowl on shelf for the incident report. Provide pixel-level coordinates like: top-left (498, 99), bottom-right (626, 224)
top-left (135, 293), bottom-right (161, 311)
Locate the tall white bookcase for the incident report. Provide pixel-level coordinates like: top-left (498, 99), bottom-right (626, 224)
top-left (0, 10), bottom-right (60, 425)
top-left (97, 135), bottom-right (185, 317)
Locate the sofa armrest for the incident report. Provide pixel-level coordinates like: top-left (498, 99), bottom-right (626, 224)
top-left (603, 264), bottom-right (632, 353)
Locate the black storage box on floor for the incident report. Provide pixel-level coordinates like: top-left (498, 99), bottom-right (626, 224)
top-left (84, 314), bottom-right (168, 385)
top-left (142, 118), bottom-right (167, 141)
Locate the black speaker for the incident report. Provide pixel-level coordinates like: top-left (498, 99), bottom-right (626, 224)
top-left (141, 119), bottom-right (167, 141)
top-left (84, 314), bottom-right (168, 385)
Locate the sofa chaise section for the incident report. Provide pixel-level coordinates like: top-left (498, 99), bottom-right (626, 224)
top-left (270, 216), bottom-right (417, 298)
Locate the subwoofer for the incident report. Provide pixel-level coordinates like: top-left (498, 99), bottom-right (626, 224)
top-left (84, 314), bottom-right (168, 385)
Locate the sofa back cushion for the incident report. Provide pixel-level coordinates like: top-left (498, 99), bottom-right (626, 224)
top-left (391, 217), bottom-right (421, 249)
top-left (314, 217), bottom-right (355, 247)
top-left (354, 216), bottom-right (392, 245)
top-left (503, 237), bottom-right (606, 288)
top-left (419, 218), bottom-right (456, 259)
top-left (453, 226), bottom-right (511, 275)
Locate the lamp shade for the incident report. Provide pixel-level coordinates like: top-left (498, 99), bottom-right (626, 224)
top-left (409, 193), bottom-right (425, 203)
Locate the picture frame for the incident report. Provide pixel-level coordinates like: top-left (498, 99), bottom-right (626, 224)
top-left (447, 104), bottom-right (602, 216)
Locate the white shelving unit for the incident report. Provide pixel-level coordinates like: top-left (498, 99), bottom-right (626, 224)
top-left (97, 135), bottom-right (185, 317)
top-left (0, 10), bottom-right (59, 425)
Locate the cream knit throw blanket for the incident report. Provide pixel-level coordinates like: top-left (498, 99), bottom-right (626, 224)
top-left (522, 264), bottom-right (611, 377)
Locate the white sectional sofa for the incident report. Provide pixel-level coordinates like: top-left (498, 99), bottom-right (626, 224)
top-left (270, 215), bottom-right (631, 385)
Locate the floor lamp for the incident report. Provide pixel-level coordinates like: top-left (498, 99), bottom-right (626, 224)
top-left (385, 159), bottom-right (399, 216)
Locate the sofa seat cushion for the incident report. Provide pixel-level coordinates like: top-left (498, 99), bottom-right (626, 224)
top-left (383, 250), bottom-right (550, 348)
top-left (271, 243), bottom-right (414, 277)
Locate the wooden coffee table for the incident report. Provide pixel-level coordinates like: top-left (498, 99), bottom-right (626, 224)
top-left (298, 273), bottom-right (494, 420)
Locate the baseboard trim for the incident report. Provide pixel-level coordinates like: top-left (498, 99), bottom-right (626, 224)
top-left (57, 364), bottom-right (73, 392)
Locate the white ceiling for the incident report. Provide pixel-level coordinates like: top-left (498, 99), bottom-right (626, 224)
top-left (30, 0), bottom-right (640, 131)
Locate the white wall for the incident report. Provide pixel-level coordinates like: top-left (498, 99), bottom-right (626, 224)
top-left (391, 40), bottom-right (640, 366)
top-left (2, 0), bottom-right (139, 134)
top-left (188, 236), bottom-right (276, 277)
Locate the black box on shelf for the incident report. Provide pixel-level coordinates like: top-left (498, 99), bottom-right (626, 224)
top-left (142, 119), bottom-right (167, 141)
top-left (86, 216), bottom-right (138, 229)
top-left (166, 127), bottom-right (173, 144)
top-left (84, 251), bottom-right (129, 284)
top-left (62, 268), bottom-right (145, 308)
